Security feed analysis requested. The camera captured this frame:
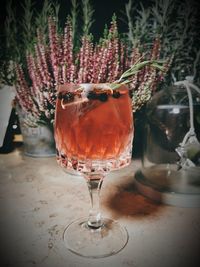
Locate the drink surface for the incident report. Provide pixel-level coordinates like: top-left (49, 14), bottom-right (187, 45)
top-left (54, 83), bottom-right (133, 170)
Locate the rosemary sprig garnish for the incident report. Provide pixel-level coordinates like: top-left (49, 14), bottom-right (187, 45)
top-left (111, 59), bottom-right (166, 89)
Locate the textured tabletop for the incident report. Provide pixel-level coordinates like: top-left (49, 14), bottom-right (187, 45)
top-left (0, 148), bottom-right (200, 267)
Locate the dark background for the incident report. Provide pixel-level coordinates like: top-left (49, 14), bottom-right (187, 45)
top-left (0, 0), bottom-right (153, 40)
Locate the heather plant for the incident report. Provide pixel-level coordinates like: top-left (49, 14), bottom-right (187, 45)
top-left (1, 0), bottom-right (59, 87)
top-left (35, 0), bottom-right (58, 42)
top-left (15, 12), bottom-right (169, 127)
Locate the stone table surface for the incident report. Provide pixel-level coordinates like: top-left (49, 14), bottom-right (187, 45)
top-left (0, 148), bottom-right (200, 267)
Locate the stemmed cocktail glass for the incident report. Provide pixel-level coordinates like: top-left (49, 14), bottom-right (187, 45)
top-left (54, 83), bottom-right (133, 258)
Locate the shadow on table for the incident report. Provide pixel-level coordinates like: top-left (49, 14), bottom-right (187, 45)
top-left (103, 178), bottom-right (165, 220)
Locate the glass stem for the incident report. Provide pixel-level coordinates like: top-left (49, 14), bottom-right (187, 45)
top-left (84, 174), bottom-right (105, 229)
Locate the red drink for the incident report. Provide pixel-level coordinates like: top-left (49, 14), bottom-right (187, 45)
top-left (54, 83), bottom-right (133, 172)
top-left (55, 84), bottom-right (133, 256)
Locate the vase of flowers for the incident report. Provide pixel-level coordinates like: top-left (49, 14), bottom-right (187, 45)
top-left (15, 104), bottom-right (55, 157)
top-left (13, 11), bottom-right (170, 158)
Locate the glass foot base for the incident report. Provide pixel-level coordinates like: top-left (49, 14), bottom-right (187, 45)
top-left (63, 217), bottom-right (128, 258)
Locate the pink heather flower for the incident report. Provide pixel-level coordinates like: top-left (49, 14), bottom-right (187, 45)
top-left (48, 16), bottom-right (60, 84)
top-left (150, 37), bottom-right (161, 60)
top-left (15, 14), bottom-right (170, 125)
top-left (15, 64), bottom-right (40, 118)
top-left (62, 17), bottom-right (74, 83)
top-left (96, 45), bottom-right (108, 83)
top-left (35, 33), bottom-right (52, 88)
top-left (77, 36), bottom-right (94, 83)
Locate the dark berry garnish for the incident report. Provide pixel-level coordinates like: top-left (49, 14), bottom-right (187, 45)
top-left (61, 153), bottom-right (65, 159)
top-left (129, 90), bottom-right (133, 98)
top-left (87, 91), bottom-right (98, 100)
top-left (72, 159), bottom-right (78, 170)
top-left (63, 92), bottom-right (74, 102)
top-left (99, 93), bottom-right (108, 102)
top-left (57, 92), bottom-right (63, 99)
top-left (112, 91), bottom-right (121, 98)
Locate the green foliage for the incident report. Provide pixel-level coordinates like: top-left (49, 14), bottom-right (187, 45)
top-left (35, 0), bottom-right (54, 37)
top-left (70, 0), bottom-right (79, 46)
top-left (67, 0), bottom-right (95, 51)
top-left (1, 0), bottom-right (61, 85)
top-left (124, 0), bottom-right (200, 85)
top-left (82, 0), bottom-right (95, 36)
top-left (111, 59), bottom-right (165, 89)
top-left (125, 0), bottom-right (151, 47)
top-left (0, 0), bottom-right (18, 85)
top-left (20, 0), bottom-right (38, 56)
